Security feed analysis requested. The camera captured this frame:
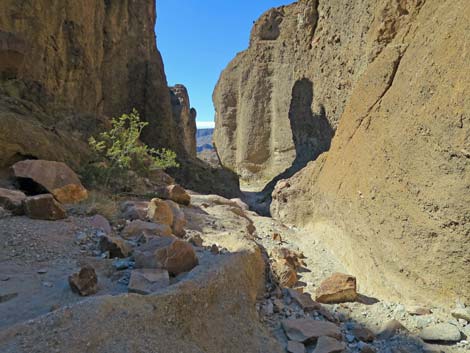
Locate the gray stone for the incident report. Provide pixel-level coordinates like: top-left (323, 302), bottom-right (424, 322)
top-left (451, 308), bottom-right (470, 322)
top-left (281, 318), bottom-right (341, 343)
top-left (128, 269), bottom-right (170, 295)
top-left (419, 323), bottom-right (462, 342)
top-left (313, 336), bottom-right (346, 353)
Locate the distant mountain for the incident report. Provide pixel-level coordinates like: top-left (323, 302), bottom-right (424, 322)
top-left (196, 128), bottom-right (214, 153)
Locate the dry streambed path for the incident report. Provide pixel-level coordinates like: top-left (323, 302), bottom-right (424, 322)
top-left (244, 190), bottom-right (470, 353)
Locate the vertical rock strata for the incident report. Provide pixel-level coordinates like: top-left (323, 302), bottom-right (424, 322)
top-left (216, 0), bottom-right (470, 305)
top-left (170, 85), bottom-right (197, 158)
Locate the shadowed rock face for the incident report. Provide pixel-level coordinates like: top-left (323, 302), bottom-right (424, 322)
top-left (0, 0), bottom-right (179, 167)
top-left (170, 85), bottom-right (197, 157)
top-left (216, 0), bottom-right (470, 305)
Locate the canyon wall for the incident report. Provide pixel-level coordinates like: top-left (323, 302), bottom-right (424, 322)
top-left (170, 85), bottom-right (197, 158)
top-left (217, 0), bottom-right (470, 305)
top-left (0, 0), bottom-right (182, 168)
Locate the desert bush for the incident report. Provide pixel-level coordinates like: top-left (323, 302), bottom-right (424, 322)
top-left (85, 109), bottom-right (178, 189)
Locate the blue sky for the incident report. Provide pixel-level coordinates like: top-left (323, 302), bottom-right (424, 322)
top-left (155, 0), bottom-right (293, 128)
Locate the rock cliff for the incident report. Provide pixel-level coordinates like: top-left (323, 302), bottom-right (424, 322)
top-left (0, 0), bottom-right (178, 168)
top-left (216, 0), bottom-right (470, 305)
top-left (170, 85), bottom-right (197, 158)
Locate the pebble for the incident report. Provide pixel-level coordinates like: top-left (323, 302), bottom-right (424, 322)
top-left (37, 268), bottom-right (48, 274)
top-left (42, 281), bottom-right (53, 288)
top-left (0, 275), bottom-right (10, 281)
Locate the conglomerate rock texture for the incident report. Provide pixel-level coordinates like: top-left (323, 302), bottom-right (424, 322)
top-left (0, 0), bottom-right (177, 168)
top-left (216, 0), bottom-right (470, 305)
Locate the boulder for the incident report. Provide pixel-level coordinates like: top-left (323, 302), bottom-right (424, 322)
top-left (0, 188), bottom-right (26, 215)
top-left (128, 269), bottom-right (170, 295)
top-left (121, 201), bottom-right (149, 221)
top-left (451, 308), bottom-right (470, 322)
top-left (312, 336), bottom-right (346, 353)
top-left (315, 273), bottom-right (358, 304)
top-left (68, 266), bottom-right (98, 296)
top-left (134, 237), bottom-right (198, 276)
top-left (166, 200), bottom-right (187, 237)
top-left (99, 235), bottom-right (132, 258)
top-left (23, 194), bottom-right (67, 220)
top-left (12, 160), bottom-right (88, 204)
top-left (287, 341), bottom-right (306, 353)
top-left (147, 198), bottom-right (174, 226)
top-left (419, 323), bottom-right (462, 342)
top-left (122, 220), bottom-right (172, 238)
top-left (0, 206), bottom-right (11, 218)
top-left (281, 318), bottom-right (341, 343)
top-left (156, 184), bottom-right (191, 206)
top-left (90, 215), bottom-right (112, 234)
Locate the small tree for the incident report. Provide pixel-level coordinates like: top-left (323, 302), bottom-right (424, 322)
top-left (88, 109), bottom-right (179, 188)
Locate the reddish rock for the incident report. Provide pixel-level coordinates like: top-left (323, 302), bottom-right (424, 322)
top-left (12, 160), bottom-right (88, 204)
top-left (100, 235), bottom-right (132, 258)
top-left (156, 184), bottom-right (191, 205)
top-left (287, 340), bottom-right (306, 353)
top-left (281, 318), bottom-right (341, 343)
top-left (147, 198), bottom-right (173, 226)
top-left (68, 265), bottom-right (98, 296)
top-left (23, 194), bottom-right (67, 220)
top-left (0, 188), bottom-right (26, 215)
top-left (134, 237), bottom-right (198, 276)
top-left (128, 269), bottom-right (170, 295)
top-left (315, 273), bottom-right (358, 304)
top-left (313, 336), bottom-right (346, 353)
top-left (122, 220), bottom-right (172, 238)
top-left (90, 215), bottom-right (112, 234)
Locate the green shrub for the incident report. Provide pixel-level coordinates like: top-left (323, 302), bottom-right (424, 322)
top-left (86, 109), bottom-right (179, 188)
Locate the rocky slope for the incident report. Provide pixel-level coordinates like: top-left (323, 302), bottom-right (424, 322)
top-left (216, 0), bottom-right (470, 306)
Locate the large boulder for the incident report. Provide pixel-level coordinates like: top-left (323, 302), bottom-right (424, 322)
top-left (134, 237), bottom-right (198, 276)
top-left (68, 266), bottom-right (98, 297)
top-left (12, 160), bottom-right (88, 204)
top-left (156, 184), bottom-right (191, 206)
top-left (0, 188), bottom-right (26, 215)
top-left (166, 200), bottom-right (187, 237)
top-left (23, 194), bottom-right (67, 220)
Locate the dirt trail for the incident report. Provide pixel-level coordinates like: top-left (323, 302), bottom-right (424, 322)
top-left (242, 188), bottom-right (470, 353)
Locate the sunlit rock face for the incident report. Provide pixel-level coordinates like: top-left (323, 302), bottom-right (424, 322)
top-left (216, 0), bottom-right (470, 305)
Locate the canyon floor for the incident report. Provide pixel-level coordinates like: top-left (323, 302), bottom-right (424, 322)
top-left (0, 186), bottom-right (469, 353)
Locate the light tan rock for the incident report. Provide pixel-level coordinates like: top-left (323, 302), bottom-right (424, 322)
top-left (315, 273), bottom-right (357, 304)
top-left (281, 318), bottom-right (341, 343)
top-left (407, 306), bottom-right (432, 316)
top-left (451, 308), bottom-right (470, 322)
top-left (313, 336), bottom-right (346, 353)
top-left (122, 220), bottom-right (172, 238)
top-left (23, 194), bottom-right (67, 220)
top-left (128, 269), bottom-right (170, 295)
top-left (12, 160), bottom-right (87, 204)
top-left (419, 323), bottom-right (462, 342)
top-left (134, 237), bottom-right (198, 276)
top-left (68, 266), bottom-right (98, 297)
top-left (147, 198), bottom-right (174, 226)
top-left (0, 188), bottom-right (26, 215)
